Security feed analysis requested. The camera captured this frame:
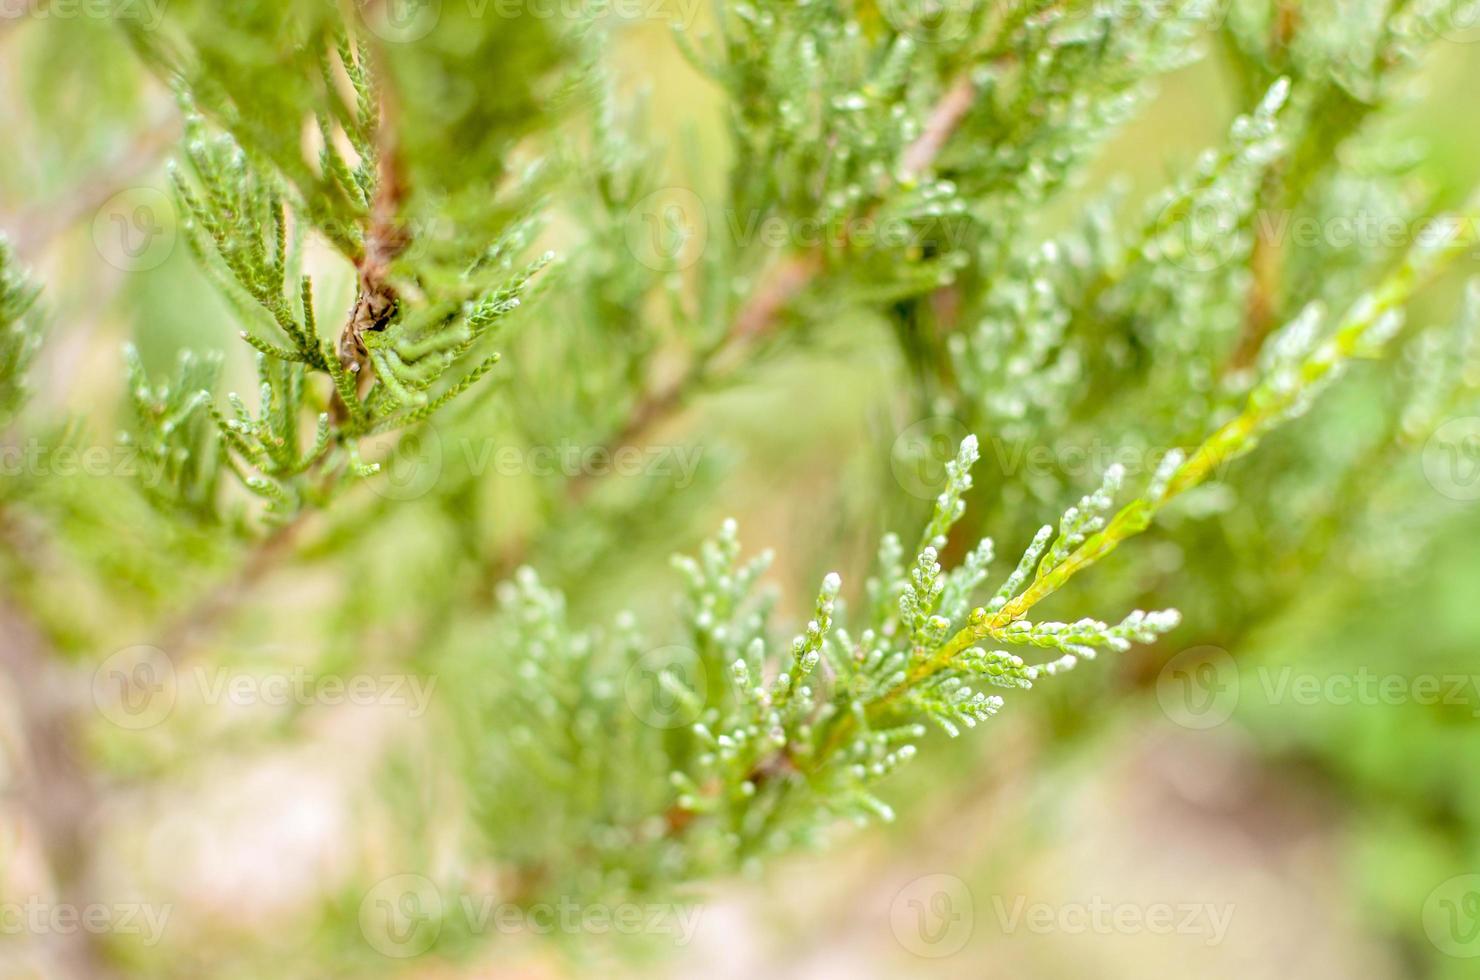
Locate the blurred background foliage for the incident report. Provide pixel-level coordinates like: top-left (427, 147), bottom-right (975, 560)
top-left (2, 2), bottom-right (1480, 978)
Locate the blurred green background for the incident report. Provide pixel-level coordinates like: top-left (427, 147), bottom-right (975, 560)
top-left (3, 7), bottom-right (1480, 979)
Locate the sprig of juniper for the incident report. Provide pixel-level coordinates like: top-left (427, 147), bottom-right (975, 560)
top-left (462, 200), bottom-right (1478, 896)
top-left (0, 239), bottom-right (42, 429)
top-left (123, 38), bottom-right (554, 531)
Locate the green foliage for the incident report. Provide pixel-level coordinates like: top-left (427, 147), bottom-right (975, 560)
top-left (0, 240), bottom-right (42, 429)
top-left (461, 439), bottom-right (1182, 894)
top-left (115, 34), bottom-right (560, 528)
top-left (455, 199), bottom-right (1476, 899)
top-left (3, 1), bottom-right (1480, 976)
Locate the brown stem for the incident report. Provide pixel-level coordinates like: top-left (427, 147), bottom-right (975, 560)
top-left (485, 245), bottom-right (831, 584)
top-left (0, 597), bottom-right (117, 979)
top-left (162, 40), bottom-right (412, 651)
top-left (1227, 189), bottom-right (1283, 372)
top-left (553, 76), bottom-right (989, 832)
top-left (488, 74), bottom-right (981, 581)
top-left (729, 251), bottom-right (826, 344)
top-left (594, 69), bottom-right (976, 496)
top-left (153, 514), bottom-right (307, 660)
top-left (899, 72), bottom-right (977, 183)
top-left (334, 38), bottom-right (409, 419)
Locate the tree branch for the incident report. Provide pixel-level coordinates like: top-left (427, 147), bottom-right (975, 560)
top-left (487, 72), bottom-right (980, 579)
top-left (0, 542), bottom-right (116, 978)
top-left (152, 514), bottom-right (308, 660)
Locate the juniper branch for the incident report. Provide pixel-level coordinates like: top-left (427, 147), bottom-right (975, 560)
top-left (816, 201), bottom-right (1480, 763)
